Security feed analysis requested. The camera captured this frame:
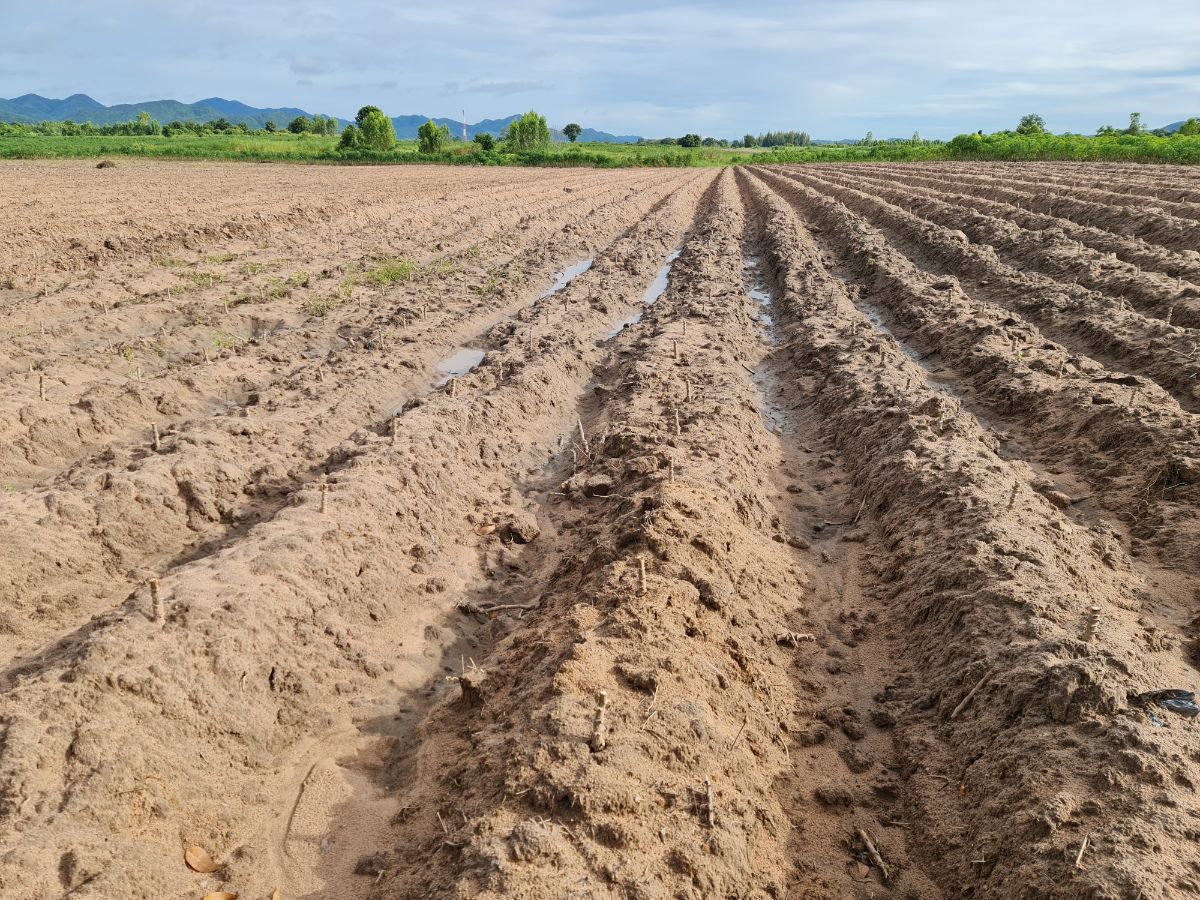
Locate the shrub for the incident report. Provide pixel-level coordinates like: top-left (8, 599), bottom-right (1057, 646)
top-left (1179, 118), bottom-right (1200, 136)
top-left (563, 123), bottom-right (582, 142)
top-left (418, 119), bottom-right (450, 154)
top-left (338, 125), bottom-right (360, 149)
top-left (355, 106), bottom-right (396, 151)
top-left (678, 134), bottom-right (701, 148)
top-left (472, 132), bottom-right (495, 152)
top-left (1016, 113), bottom-right (1046, 135)
top-left (287, 116), bottom-right (310, 134)
top-left (504, 111), bottom-right (551, 153)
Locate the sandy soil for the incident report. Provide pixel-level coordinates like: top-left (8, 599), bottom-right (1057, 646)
top-left (1, 160), bottom-right (1199, 899)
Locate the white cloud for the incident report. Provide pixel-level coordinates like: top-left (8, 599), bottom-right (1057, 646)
top-left (0, 0), bottom-right (1196, 138)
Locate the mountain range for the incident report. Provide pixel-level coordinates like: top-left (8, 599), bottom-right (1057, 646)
top-left (0, 93), bottom-right (643, 143)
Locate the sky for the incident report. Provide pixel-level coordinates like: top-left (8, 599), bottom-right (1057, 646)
top-left (2, 0), bottom-right (1198, 139)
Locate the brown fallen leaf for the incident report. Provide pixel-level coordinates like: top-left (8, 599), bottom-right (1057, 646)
top-left (185, 845), bottom-right (222, 874)
top-left (273, 890), bottom-right (282, 900)
top-left (202, 893), bottom-right (237, 900)
top-left (473, 524), bottom-right (496, 536)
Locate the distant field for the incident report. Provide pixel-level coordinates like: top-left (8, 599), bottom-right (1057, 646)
top-left (0, 130), bottom-right (1198, 165)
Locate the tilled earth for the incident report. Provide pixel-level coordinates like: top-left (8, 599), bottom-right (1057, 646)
top-left (1, 160), bottom-right (1199, 899)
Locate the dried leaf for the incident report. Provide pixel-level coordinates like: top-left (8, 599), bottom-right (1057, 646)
top-left (272, 890), bottom-right (282, 900)
top-left (203, 893), bottom-right (237, 900)
top-left (473, 524), bottom-right (496, 536)
top-left (185, 845), bottom-right (222, 874)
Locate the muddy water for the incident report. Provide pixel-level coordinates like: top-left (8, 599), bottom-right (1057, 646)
top-left (539, 258), bottom-right (594, 298)
top-left (432, 346), bottom-right (485, 386)
top-left (606, 247), bottom-right (684, 338)
top-left (744, 256), bottom-right (794, 436)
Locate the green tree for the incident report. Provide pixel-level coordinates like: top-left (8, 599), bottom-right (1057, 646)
top-left (505, 111), bottom-right (552, 152)
top-left (357, 106), bottom-right (397, 150)
top-left (1016, 113), bottom-right (1046, 135)
top-left (563, 122), bottom-right (582, 142)
top-left (418, 119), bottom-right (450, 153)
top-left (742, 134), bottom-right (757, 148)
top-left (264, 120), bottom-right (277, 133)
top-left (678, 133), bottom-right (701, 148)
top-left (1178, 117), bottom-right (1200, 136)
top-left (1096, 124), bottom-right (1118, 136)
top-left (860, 131), bottom-right (874, 145)
top-left (912, 131), bottom-right (922, 144)
top-left (338, 124), bottom-right (360, 149)
top-left (472, 132), bottom-right (495, 151)
top-left (287, 115), bottom-right (310, 134)
top-left (1125, 112), bottom-right (1143, 135)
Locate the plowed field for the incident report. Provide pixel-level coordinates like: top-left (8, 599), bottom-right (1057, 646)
top-left (2, 160), bottom-right (1199, 899)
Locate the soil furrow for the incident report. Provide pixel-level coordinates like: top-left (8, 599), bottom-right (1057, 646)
top-left (828, 164), bottom-right (1200, 252)
top-left (819, 164), bottom-right (1200, 284)
top-left (0, 171), bottom-right (705, 683)
top-left (0, 170), bottom-right (686, 485)
top-left (816, 166), bottom-right (1200, 326)
top-left (742, 167), bottom-right (1200, 900)
top-left (0, 169), bottom-right (718, 900)
top-left (762, 166), bottom-right (1200, 410)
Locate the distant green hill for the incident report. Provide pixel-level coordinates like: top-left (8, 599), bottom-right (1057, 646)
top-left (0, 93), bottom-right (329, 129)
top-left (1162, 118), bottom-right (1200, 133)
top-left (0, 94), bottom-right (644, 143)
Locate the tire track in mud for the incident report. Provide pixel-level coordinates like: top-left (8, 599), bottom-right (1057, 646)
top-left (0, 171), bottom-right (704, 682)
top-left (0, 169), bottom-right (686, 486)
top-left (820, 164), bottom-right (1200, 284)
top-left (763, 166), bottom-right (1200, 411)
top-left (0, 169), bottom-right (719, 900)
top-left (742, 170), bottom-right (1200, 899)
top-left (816, 166), bottom-right (1200, 327)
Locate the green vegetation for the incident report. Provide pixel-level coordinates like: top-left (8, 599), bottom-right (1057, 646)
top-left (504, 111), bottom-right (551, 153)
top-left (418, 119), bottom-right (450, 154)
top-left (2, 107), bottom-right (1197, 165)
top-left (563, 123), bottom-right (582, 143)
top-left (355, 106), bottom-right (396, 151)
top-left (1016, 113), bottom-right (1046, 135)
top-left (365, 257), bottom-right (415, 286)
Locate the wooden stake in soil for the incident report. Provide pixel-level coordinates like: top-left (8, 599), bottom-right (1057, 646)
top-left (149, 578), bottom-right (164, 624)
top-left (577, 415), bottom-right (589, 455)
top-left (949, 669), bottom-right (992, 720)
top-left (705, 777), bottom-right (716, 828)
top-left (320, 482), bottom-right (329, 514)
top-left (151, 423), bottom-right (161, 451)
top-left (673, 339), bottom-right (679, 362)
top-left (1074, 834), bottom-right (1090, 870)
top-left (1166, 306), bottom-right (1174, 326)
top-left (38, 374), bottom-right (45, 401)
top-left (856, 828), bottom-right (890, 882)
top-left (684, 378), bottom-right (692, 403)
top-left (589, 690), bottom-right (609, 752)
top-left (674, 408), bottom-right (682, 436)
top-left (390, 416), bottom-right (399, 445)
top-left (1082, 604), bottom-right (1101, 642)
top-left (1007, 481), bottom-right (1019, 509)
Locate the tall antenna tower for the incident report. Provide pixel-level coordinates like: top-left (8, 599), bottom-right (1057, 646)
top-left (463, 109), bottom-right (467, 143)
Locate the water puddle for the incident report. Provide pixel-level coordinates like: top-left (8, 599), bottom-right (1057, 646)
top-left (432, 346), bottom-right (485, 386)
top-left (642, 249), bottom-right (683, 304)
top-left (605, 247), bottom-right (684, 338)
top-left (539, 258), bottom-right (593, 298)
top-left (744, 256), bottom-right (792, 435)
